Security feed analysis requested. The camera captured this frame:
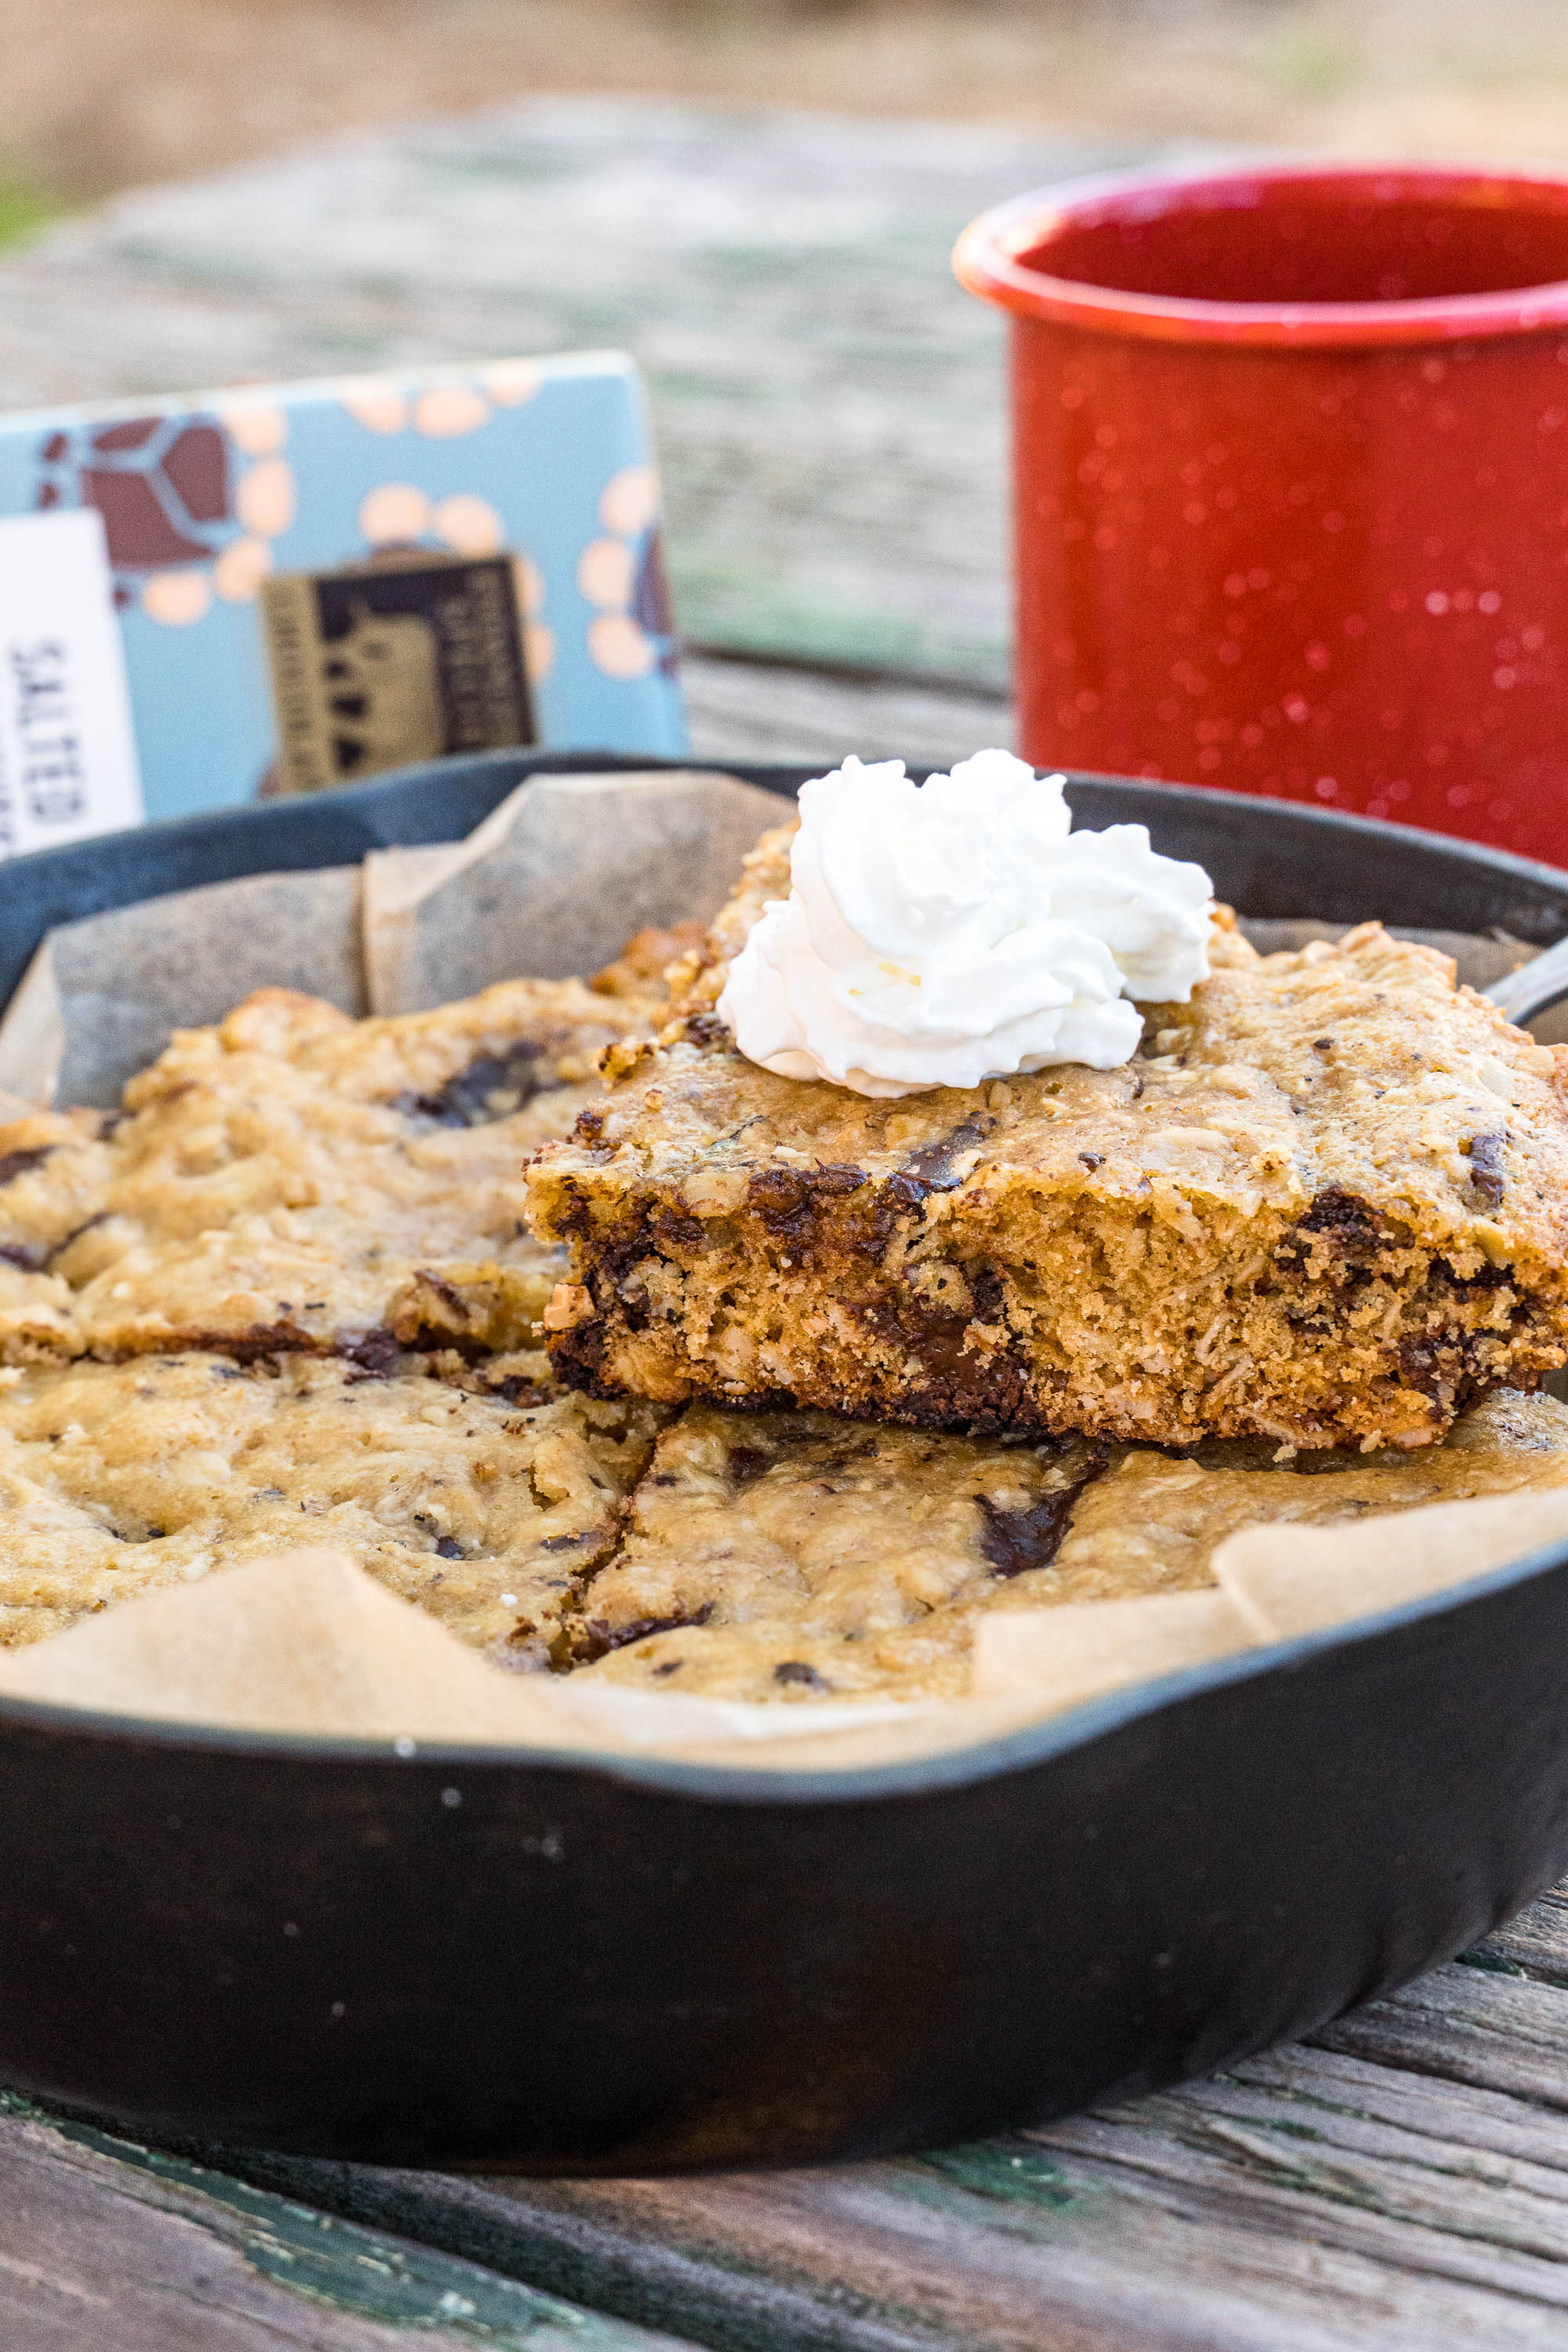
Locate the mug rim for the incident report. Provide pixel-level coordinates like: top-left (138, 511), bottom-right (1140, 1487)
top-left (954, 157), bottom-right (1568, 349)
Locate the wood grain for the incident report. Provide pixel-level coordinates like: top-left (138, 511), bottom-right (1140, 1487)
top-left (0, 2091), bottom-right (694, 2351)
top-left (683, 650), bottom-right (1013, 765)
top-left (0, 101), bottom-right (1149, 688)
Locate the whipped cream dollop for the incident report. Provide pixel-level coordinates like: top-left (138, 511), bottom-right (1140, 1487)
top-left (716, 750), bottom-right (1215, 1098)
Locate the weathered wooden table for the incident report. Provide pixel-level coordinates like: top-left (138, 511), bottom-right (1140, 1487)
top-left (2, 100), bottom-right (1567, 2350)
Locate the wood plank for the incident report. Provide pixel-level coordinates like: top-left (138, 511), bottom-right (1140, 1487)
top-left (0, 2091), bottom-right (693, 2352)
top-left (1315, 1960), bottom-right (1568, 2108)
top-left (682, 650), bottom-right (1013, 766)
top-left (164, 1887), bottom-right (1568, 2352)
top-left (0, 103), bottom-right (1152, 688)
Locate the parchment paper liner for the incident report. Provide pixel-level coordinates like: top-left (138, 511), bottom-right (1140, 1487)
top-left (0, 768), bottom-right (785, 1107)
top-left (1, 1486), bottom-right (1563, 1772)
top-left (0, 766), bottom-right (1560, 1769)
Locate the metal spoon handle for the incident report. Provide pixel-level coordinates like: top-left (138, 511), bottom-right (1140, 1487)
top-left (1486, 934), bottom-right (1568, 1026)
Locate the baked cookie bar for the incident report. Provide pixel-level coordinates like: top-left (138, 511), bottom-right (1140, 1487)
top-left (0, 1352), bottom-right (663, 1662)
top-left (576, 1388), bottom-right (1568, 1700)
top-left (560, 1403), bottom-right (1099, 1693)
top-left (0, 977), bottom-right (655, 1367)
top-left (0, 1106), bottom-right (122, 1358)
top-left (531, 899), bottom-right (1568, 1450)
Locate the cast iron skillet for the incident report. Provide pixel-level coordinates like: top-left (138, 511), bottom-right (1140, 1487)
top-left (2, 754), bottom-right (1568, 2173)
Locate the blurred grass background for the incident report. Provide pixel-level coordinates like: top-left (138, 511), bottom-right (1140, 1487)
top-left (5, 0), bottom-right (1568, 234)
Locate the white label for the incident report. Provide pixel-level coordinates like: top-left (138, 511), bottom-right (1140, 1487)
top-left (0, 509), bottom-right (143, 858)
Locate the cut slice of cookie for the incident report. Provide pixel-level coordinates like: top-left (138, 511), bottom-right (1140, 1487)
top-left (566, 1401), bottom-right (1101, 1699)
top-left (0, 977), bottom-right (659, 1367)
top-left (0, 1352), bottom-right (664, 1664)
top-left (575, 1388), bottom-right (1568, 1702)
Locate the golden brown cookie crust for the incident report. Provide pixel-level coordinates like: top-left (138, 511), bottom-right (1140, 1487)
top-left (576, 1389), bottom-right (1568, 1701)
top-left (0, 977), bottom-right (660, 1370)
top-left (0, 1351), bottom-right (664, 1664)
top-left (529, 919), bottom-right (1568, 1450)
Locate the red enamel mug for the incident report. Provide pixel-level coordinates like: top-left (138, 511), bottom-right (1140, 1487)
top-left (954, 162), bottom-right (1568, 863)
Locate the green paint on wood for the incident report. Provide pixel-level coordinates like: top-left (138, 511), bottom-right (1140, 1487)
top-left (912, 2136), bottom-right (1083, 2210)
top-left (2, 2091), bottom-right (659, 2347)
top-left (1456, 1947), bottom-right (1531, 1979)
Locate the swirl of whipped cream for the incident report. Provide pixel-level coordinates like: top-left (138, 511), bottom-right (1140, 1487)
top-left (716, 750), bottom-right (1214, 1098)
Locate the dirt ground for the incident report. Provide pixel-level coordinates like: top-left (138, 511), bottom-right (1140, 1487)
top-left (9, 0), bottom-right (1568, 207)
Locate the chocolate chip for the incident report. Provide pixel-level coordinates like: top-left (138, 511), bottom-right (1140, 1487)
top-left (1465, 1130), bottom-right (1508, 1209)
top-left (435, 1536), bottom-right (464, 1559)
top-left (564, 1603), bottom-right (713, 1664)
top-left (684, 1013), bottom-right (729, 1048)
top-left (898, 1122), bottom-right (989, 1192)
top-left (727, 1443), bottom-right (773, 1483)
top-left (975, 1489), bottom-right (1082, 1577)
top-left (774, 1661), bottom-right (828, 1689)
top-left (748, 1161), bottom-right (867, 1246)
top-left (393, 1045), bottom-right (544, 1128)
top-left (338, 1327), bottom-right (402, 1377)
top-left (1293, 1188), bottom-right (1385, 1260)
top-left (0, 1147), bottom-right (51, 1188)
top-left (0, 1241), bottom-right (48, 1272)
top-left (1078, 1152), bottom-right (1105, 1171)
top-left (1312, 1037), bottom-right (1334, 1053)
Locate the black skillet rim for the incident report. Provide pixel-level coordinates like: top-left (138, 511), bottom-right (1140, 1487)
top-left (3, 749), bottom-right (1566, 1802)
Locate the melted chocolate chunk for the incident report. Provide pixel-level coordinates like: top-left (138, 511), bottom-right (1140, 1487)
top-left (338, 1326), bottom-right (402, 1377)
top-left (748, 1161), bottom-right (867, 1248)
top-left (975, 1487), bottom-right (1080, 1577)
top-left (1399, 1329), bottom-right (1486, 1397)
top-left (434, 1536), bottom-right (465, 1560)
top-left (774, 1660), bottom-right (828, 1690)
top-left (394, 1045), bottom-right (544, 1128)
top-left (564, 1602), bottom-right (713, 1665)
top-left (899, 1122), bottom-right (990, 1191)
top-left (971, 1267), bottom-right (1005, 1324)
top-left (0, 1147), bottom-right (52, 1189)
top-left (653, 1204), bottom-right (706, 1252)
top-left (0, 1240), bottom-right (48, 1272)
top-left (880, 1120), bottom-right (986, 1221)
top-left (1465, 1130), bottom-right (1508, 1209)
top-left (727, 1443), bottom-right (774, 1483)
top-left (1292, 1188), bottom-right (1386, 1261)
top-left (1430, 1255), bottom-right (1512, 1297)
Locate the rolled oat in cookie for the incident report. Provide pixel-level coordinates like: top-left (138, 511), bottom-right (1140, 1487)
top-left (0, 1352), bottom-right (664, 1664)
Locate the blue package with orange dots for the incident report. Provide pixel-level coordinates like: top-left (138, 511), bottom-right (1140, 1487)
top-left (0, 349), bottom-right (685, 835)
